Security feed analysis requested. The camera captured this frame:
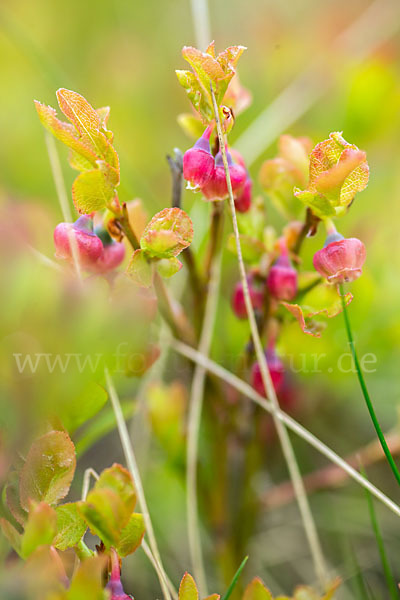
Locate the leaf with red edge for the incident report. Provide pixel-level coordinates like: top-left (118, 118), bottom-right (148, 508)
top-left (281, 286), bottom-right (353, 337)
top-left (140, 208), bottom-right (193, 259)
top-left (78, 488), bottom-right (127, 548)
top-left (95, 463), bottom-right (136, 513)
top-left (179, 573), bottom-right (198, 600)
top-left (296, 132), bottom-right (369, 218)
top-left (243, 577), bottom-right (273, 600)
top-left (19, 431), bottom-right (76, 511)
top-left (34, 101), bottom-right (98, 167)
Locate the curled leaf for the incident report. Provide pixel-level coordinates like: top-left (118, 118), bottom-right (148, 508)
top-left (140, 208), bottom-right (193, 259)
top-left (282, 286), bottom-right (353, 337)
top-left (295, 132), bottom-right (369, 218)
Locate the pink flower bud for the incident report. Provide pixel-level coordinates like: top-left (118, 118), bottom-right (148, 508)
top-left (202, 149), bottom-right (247, 201)
top-left (267, 250), bottom-right (298, 301)
top-left (313, 233), bottom-right (366, 284)
top-left (54, 215), bottom-right (103, 268)
top-left (234, 176), bottom-right (252, 212)
top-left (183, 126), bottom-right (214, 189)
top-left (251, 348), bottom-right (285, 396)
top-left (231, 279), bottom-right (264, 319)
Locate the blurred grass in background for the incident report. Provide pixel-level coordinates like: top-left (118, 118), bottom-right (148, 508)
top-left (1, 0), bottom-right (400, 597)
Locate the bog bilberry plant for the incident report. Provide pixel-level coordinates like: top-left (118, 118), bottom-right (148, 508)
top-left (2, 38), bottom-right (400, 600)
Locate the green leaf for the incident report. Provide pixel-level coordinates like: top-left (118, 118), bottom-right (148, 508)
top-left (0, 518), bottom-right (22, 556)
top-left (116, 512), bottom-right (145, 557)
top-left (177, 113), bottom-right (206, 139)
top-left (68, 148), bottom-right (95, 172)
top-left (140, 208), bottom-right (193, 259)
top-left (34, 101), bottom-right (98, 167)
top-left (53, 503), bottom-right (87, 551)
top-left (126, 249), bottom-right (154, 288)
top-left (60, 381), bottom-right (108, 434)
top-left (78, 488), bottom-right (127, 548)
top-left (21, 502), bottom-right (57, 558)
top-left (95, 464), bottom-right (136, 513)
top-left (227, 233), bottom-right (265, 263)
top-left (294, 189), bottom-right (336, 219)
top-left (156, 257), bottom-right (183, 278)
top-left (67, 555), bottom-right (107, 600)
top-left (176, 70), bottom-right (213, 122)
top-left (19, 431), bottom-right (76, 511)
top-left (242, 578), bottom-right (273, 600)
top-left (179, 572), bottom-right (198, 600)
top-left (72, 169), bottom-right (115, 214)
top-left (78, 464), bottom-right (136, 548)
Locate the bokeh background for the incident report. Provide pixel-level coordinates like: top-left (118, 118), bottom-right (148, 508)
top-left (1, 0), bottom-right (400, 597)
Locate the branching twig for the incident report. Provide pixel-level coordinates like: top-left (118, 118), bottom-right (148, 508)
top-left (210, 86), bottom-right (328, 589)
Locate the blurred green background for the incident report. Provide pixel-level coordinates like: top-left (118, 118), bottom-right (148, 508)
top-left (1, 0), bottom-right (400, 597)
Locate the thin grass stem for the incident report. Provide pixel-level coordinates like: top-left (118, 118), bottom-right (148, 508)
top-left (104, 368), bottom-right (177, 600)
top-left (210, 86), bottom-right (328, 590)
top-left (340, 286), bottom-right (400, 488)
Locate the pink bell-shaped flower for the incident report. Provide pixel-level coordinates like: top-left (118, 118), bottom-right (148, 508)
top-left (90, 226), bottom-right (126, 274)
top-left (54, 215), bottom-right (103, 269)
top-left (234, 175), bottom-right (252, 212)
top-left (201, 148), bottom-right (247, 201)
top-left (313, 231), bottom-right (366, 284)
top-left (231, 278), bottom-right (264, 319)
top-left (183, 125), bottom-right (214, 189)
top-left (267, 242), bottom-right (298, 301)
top-left (251, 347), bottom-right (285, 397)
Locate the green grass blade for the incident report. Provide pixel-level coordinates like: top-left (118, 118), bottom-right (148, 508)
top-left (362, 468), bottom-right (398, 599)
top-left (221, 556), bottom-right (248, 600)
top-left (340, 285), bottom-right (400, 488)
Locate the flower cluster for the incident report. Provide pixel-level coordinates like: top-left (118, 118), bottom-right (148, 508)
top-left (183, 126), bottom-right (252, 212)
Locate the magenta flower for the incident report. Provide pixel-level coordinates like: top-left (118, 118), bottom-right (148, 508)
top-left (313, 232), bottom-right (366, 284)
top-left (251, 348), bottom-right (285, 397)
top-left (54, 215), bottom-right (103, 268)
top-left (267, 245), bottom-right (298, 301)
top-left (231, 279), bottom-right (264, 319)
top-left (201, 149), bottom-right (246, 201)
top-left (183, 125), bottom-right (214, 189)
